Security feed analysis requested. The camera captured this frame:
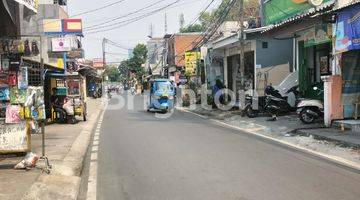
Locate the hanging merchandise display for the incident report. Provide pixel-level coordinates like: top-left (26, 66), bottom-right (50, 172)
top-left (0, 38), bottom-right (45, 154)
top-left (18, 67), bottom-right (29, 90)
top-left (5, 105), bottom-right (21, 124)
top-left (0, 86), bottom-right (10, 101)
top-left (10, 87), bottom-right (27, 104)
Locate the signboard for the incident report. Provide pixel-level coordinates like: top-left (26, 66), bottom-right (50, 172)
top-left (304, 24), bottom-right (331, 47)
top-left (93, 59), bottom-right (105, 68)
top-left (262, 0), bottom-right (330, 25)
top-left (63, 19), bottom-right (82, 33)
top-left (44, 19), bottom-right (82, 35)
top-left (14, 0), bottom-right (38, 13)
top-left (335, 3), bottom-right (360, 53)
top-left (43, 19), bottom-right (63, 34)
top-left (185, 51), bottom-right (201, 76)
top-left (0, 122), bottom-right (30, 153)
top-left (52, 37), bottom-right (71, 52)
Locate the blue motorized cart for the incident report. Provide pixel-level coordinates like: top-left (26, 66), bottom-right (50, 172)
top-left (147, 79), bottom-right (175, 113)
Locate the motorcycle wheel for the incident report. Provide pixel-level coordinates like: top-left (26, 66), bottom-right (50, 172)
top-left (299, 109), bottom-right (316, 124)
top-left (245, 105), bottom-right (259, 118)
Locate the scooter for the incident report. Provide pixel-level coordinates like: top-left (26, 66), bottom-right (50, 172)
top-left (297, 87), bottom-right (324, 124)
top-left (264, 85), bottom-right (301, 120)
top-left (245, 85), bottom-right (300, 118)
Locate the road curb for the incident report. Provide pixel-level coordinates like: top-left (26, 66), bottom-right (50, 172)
top-left (21, 101), bottom-right (105, 200)
top-left (177, 107), bottom-right (360, 172)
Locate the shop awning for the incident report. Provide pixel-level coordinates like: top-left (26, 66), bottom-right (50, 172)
top-left (262, 2), bottom-right (335, 34)
top-left (22, 58), bottom-right (65, 73)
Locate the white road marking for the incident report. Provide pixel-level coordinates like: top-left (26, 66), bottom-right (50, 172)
top-left (92, 145), bottom-right (98, 152)
top-left (87, 110), bottom-right (106, 200)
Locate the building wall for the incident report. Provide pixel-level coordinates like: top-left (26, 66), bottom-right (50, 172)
top-left (255, 63), bottom-right (291, 95)
top-left (255, 37), bottom-right (293, 69)
top-left (0, 0), bottom-right (19, 37)
top-left (174, 33), bottom-right (202, 67)
top-left (147, 38), bottom-right (165, 75)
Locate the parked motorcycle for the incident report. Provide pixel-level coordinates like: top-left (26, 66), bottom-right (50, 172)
top-left (245, 86), bottom-right (300, 119)
top-left (244, 95), bottom-right (267, 118)
top-left (264, 85), bottom-right (300, 117)
top-left (297, 87), bottom-right (324, 124)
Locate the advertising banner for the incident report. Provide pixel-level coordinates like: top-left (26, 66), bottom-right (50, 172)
top-left (43, 19), bottom-right (62, 34)
top-left (335, 3), bottom-right (360, 53)
top-left (14, 0), bottom-right (38, 13)
top-left (51, 37), bottom-right (72, 52)
top-left (63, 19), bottom-right (83, 33)
top-left (304, 24), bottom-right (332, 47)
top-left (263, 0), bottom-right (330, 25)
top-left (185, 51), bottom-right (201, 76)
top-left (0, 121), bottom-right (29, 153)
top-left (93, 58), bottom-right (105, 68)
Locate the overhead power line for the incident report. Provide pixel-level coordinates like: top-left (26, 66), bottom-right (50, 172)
top-left (84, 0), bottom-right (182, 35)
top-left (83, 0), bottom-right (168, 30)
top-left (70, 0), bottom-right (127, 17)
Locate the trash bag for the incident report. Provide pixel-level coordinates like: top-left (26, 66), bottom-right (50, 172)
top-left (14, 152), bottom-right (39, 170)
top-left (63, 101), bottom-right (74, 116)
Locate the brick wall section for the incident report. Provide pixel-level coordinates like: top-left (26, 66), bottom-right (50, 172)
top-left (173, 34), bottom-right (203, 68)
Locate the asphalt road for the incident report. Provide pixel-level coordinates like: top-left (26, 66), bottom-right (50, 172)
top-left (79, 94), bottom-right (360, 200)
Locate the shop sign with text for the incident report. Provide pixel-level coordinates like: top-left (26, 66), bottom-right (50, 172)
top-left (51, 37), bottom-right (71, 52)
top-left (185, 51), bottom-right (201, 76)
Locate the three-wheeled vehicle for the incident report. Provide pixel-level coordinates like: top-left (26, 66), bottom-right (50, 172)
top-left (49, 73), bottom-right (87, 123)
top-left (147, 79), bottom-right (175, 113)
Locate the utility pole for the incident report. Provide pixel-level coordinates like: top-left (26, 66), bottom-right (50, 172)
top-left (102, 38), bottom-right (106, 68)
top-left (165, 12), bottom-right (168, 34)
top-left (238, 0), bottom-right (245, 90)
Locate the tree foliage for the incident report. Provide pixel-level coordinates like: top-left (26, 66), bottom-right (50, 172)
top-left (118, 44), bottom-right (148, 81)
top-left (105, 66), bottom-right (121, 82)
top-left (198, 0), bottom-right (260, 30)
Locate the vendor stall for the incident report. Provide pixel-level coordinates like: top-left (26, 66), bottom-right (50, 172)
top-left (0, 38), bottom-right (45, 154)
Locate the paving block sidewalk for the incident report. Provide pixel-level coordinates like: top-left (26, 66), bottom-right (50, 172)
top-left (0, 98), bottom-right (104, 200)
top-left (181, 105), bottom-right (360, 166)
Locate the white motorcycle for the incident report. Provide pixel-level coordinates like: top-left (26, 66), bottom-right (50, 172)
top-left (297, 87), bottom-right (324, 124)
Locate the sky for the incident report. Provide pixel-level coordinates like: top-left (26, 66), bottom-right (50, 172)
top-left (67, 0), bottom-right (221, 63)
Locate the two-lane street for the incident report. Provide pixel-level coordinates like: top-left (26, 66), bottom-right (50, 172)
top-left (80, 94), bottom-right (360, 200)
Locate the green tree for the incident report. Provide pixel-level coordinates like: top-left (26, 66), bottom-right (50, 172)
top-left (105, 66), bottom-right (121, 82)
top-left (180, 24), bottom-right (204, 33)
top-left (200, 0), bottom-right (260, 29)
top-left (118, 43), bottom-right (148, 81)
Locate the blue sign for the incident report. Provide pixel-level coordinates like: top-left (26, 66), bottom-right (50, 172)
top-left (335, 4), bottom-right (360, 52)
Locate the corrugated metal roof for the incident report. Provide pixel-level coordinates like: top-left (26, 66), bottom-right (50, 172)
top-left (262, 1), bottom-right (335, 33)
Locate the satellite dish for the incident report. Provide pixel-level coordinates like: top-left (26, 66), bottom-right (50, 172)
top-left (308, 0), bottom-right (323, 7)
top-left (243, 21), bottom-right (249, 29)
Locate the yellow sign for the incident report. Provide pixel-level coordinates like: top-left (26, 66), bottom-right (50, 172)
top-left (185, 51), bottom-right (201, 76)
top-left (57, 59), bottom-right (64, 69)
top-left (67, 22), bottom-right (82, 30)
top-left (43, 19), bottom-right (62, 33)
